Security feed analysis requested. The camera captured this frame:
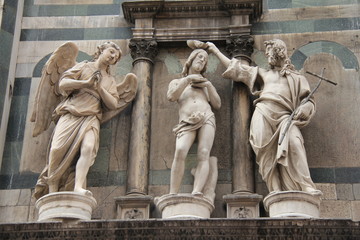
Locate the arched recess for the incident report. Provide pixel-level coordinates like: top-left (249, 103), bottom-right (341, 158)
top-left (33, 51), bottom-right (91, 77)
top-left (291, 41), bottom-right (359, 71)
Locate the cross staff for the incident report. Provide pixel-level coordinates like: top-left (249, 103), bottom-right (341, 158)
top-left (278, 68), bottom-right (337, 145)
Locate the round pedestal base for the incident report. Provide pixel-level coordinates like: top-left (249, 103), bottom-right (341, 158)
top-left (36, 192), bottom-right (97, 222)
top-left (263, 191), bottom-right (321, 218)
top-left (155, 194), bottom-right (214, 219)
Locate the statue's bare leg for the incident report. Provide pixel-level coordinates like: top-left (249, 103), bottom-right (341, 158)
top-left (192, 123), bottom-right (215, 194)
top-left (170, 132), bottom-right (196, 194)
top-left (74, 129), bottom-right (97, 196)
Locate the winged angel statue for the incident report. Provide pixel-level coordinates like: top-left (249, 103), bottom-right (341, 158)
top-left (31, 41), bottom-right (137, 199)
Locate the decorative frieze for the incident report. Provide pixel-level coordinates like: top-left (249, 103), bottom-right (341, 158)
top-left (1, 219), bottom-right (359, 239)
top-left (122, 0), bottom-right (262, 42)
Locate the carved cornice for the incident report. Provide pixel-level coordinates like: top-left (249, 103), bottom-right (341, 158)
top-left (129, 39), bottom-right (158, 64)
top-left (122, 0), bottom-right (262, 23)
top-left (225, 35), bottom-right (254, 62)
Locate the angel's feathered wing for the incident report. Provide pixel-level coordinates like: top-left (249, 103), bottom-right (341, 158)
top-left (101, 73), bottom-right (138, 124)
top-left (30, 42), bottom-right (79, 137)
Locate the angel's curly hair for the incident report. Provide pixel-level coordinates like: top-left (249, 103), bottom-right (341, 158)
top-left (93, 41), bottom-right (122, 63)
top-left (181, 49), bottom-right (208, 77)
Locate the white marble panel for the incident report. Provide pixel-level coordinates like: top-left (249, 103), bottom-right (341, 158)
top-left (22, 16), bottom-right (130, 29)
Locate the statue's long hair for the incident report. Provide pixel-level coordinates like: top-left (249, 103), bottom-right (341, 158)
top-left (264, 39), bottom-right (295, 71)
top-left (181, 49), bottom-right (208, 77)
top-left (93, 41), bottom-right (122, 73)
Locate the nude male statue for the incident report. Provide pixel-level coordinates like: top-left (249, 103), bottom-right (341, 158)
top-left (167, 49), bottom-right (221, 197)
top-left (207, 39), bottom-right (321, 195)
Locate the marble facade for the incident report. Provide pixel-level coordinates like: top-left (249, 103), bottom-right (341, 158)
top-left (0, 0), bottom-right (360, 229)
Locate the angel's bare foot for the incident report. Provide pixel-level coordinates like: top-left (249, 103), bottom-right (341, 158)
top-left (74, 187), bottom-right (93, 197)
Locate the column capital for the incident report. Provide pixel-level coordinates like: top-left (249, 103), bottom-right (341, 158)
top-left (225, 35), bottom-right (254, 63)
top-left (129, 39), bottom-right (158, 65)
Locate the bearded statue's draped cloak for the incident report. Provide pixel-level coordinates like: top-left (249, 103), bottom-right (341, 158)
top-left (223, 59), bottom-right (316, 192)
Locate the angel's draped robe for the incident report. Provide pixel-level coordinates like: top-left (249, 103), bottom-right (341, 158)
top-left (34, 61), bottom-right (118, 199)
top-left (223, 59), bottom-right (317, 192)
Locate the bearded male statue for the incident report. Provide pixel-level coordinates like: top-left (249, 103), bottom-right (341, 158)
top-left (207, 39), bottom-right (321, 195)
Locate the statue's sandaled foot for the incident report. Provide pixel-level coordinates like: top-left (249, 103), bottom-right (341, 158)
top-left (191, 191), bottom-right (203, 197)
top-left (74, 187), bottom-right (93, 197)
top-left (303, 186), bottom-right (322, 196)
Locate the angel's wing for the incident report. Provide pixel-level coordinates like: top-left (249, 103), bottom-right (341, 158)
top-left (101, 73), bottom-right (138, 124)
top-left (30, 42), bottom-right (79, 137)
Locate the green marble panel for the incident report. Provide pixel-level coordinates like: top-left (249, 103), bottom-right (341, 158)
top-left (33, 52), bottom-right (91, 78)
top-left (91, 147), bottom-right (110, 173)
top-left (5, 95), bottom-right (29, 142)
top-left (267, 0), bottom-right (292, 9)
top-left (0, 141), bottom-right (22, 174)
top-left (13, 78), bottom-right (31, 97)
top-left (99, 128), bottom-right (112, 148)
top-left (291, 41), bottom-right (359, 70)
top-left (1, 3), bottom-right (17, 35)
top-left (292, 0), bottom-right (358, 8)
top-left (0, 30), bottom-right (13, 67)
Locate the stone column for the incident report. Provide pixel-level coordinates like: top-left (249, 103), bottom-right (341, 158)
top-left (115, 39), bottom-right (158, 219)
top-left (223, 35), bottom-right (262, 218)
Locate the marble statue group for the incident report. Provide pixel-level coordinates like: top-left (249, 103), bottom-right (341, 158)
top-left (31, 38), bottom-right (322, 219)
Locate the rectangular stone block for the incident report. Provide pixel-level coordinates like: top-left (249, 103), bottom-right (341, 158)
top-left (351, 201), bottom-right (360, 221)
top-left (336, 184), bottom-right (354, 200)
top-left (320, 200), bottom-right (351, 219)
top-left (0, 189), bottom-right (21, 206)
top-left (315, 183), bottom-right (336, 200)
top-left (353, 183), bottom-right (360, 200)
top-left (0, 206), bottom-right (30, 223)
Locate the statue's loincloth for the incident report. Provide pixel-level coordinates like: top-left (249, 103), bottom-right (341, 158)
top-left (173, 111), bottom-right (215, 138)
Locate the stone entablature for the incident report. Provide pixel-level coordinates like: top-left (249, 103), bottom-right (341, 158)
top-left (122, 0), bottom-right (262, 42)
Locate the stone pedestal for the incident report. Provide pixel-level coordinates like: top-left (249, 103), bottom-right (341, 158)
top-left (155, 194), bottom-right (214, 219)
top-left (35, 192), bottom-right (97, 222)
top-left (263, 191), bottom-right (322, 218)
top-left (223, 193), bottom-right (263, 218)
top-left (115, 195), bottom-right (153, 219)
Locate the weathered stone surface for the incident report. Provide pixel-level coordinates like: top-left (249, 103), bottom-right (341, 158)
top-left (336, 184), bottom-right (354, 200)
top-left (320, 200), bottom-right (351, 219)
top-left (35, 192), bottom-right (97, 222)
top-left (0, 206), bottom-right (30, 223)
top-left (263, 191), bottom-right (321, 218)
top-left (0, 190), bottom-right (21, 206)
top-left (315, 183), bottom-right (336, 200)
top-left (351, 201), bottom-right (360, 221)
top-left (0, 219), bottom-right (359, 239)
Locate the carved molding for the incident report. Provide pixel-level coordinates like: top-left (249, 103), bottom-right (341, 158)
top-left (129, 39), bottom-right (158, 64)
top-left (1, 219), bottom-right (359, 239)
top-left (122, 0), bottom-right (262, 23)
top-left (124, 208), bottom-right (144, 219)
top-left (233, 206), bottom-right (253, 218)
top-left (122, 0), bottom-right (262, 42)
